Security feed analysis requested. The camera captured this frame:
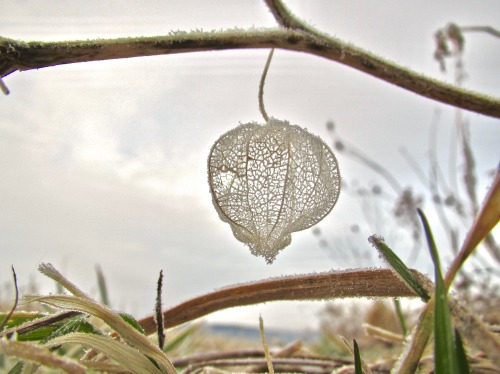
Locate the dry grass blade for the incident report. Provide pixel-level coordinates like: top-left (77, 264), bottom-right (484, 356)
top-left (448, 296), bottom-right (500, 365)
top-left (259, 315), bottom-right (274, 374)
top-left (0, 338), bottom-right (86, 373)
top-left (45, 332), bottom-right (163, 374)
top-left (23, 294), bottom-right (176, 374)
top-left (38, 263), bottom-right (93, 301)
top-left (362, 323), bottom-right (405, 344)
top-left (445, 165), bottom-right (500, 287)
top-left (395, 170), bottom-right (500, 373)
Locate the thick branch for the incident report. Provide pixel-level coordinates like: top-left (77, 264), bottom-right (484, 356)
top-left (1, 29), bottom-right (499, 118)
top-left (137, 268), bottom-right (422, 335)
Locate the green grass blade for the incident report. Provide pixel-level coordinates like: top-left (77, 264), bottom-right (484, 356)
top-left (0, 312), bottom-right (46, 330)
top-left (393, 299), bottom-right (407, 336)
top-left (7, 361), bottom-right (23, 374)
top-left (95, 265), bottom-right (109, 307)
top-left (369, 235), bottom-right (430, 301)
top-left (455, 329), bottom-right (470, 374)
top-left (353, 339), bottom-right (362, 374)
top-left (16, 326), bottom-right (58, 342)
top-left (41, 315), bottom-right (102, 344)
top-left (163, 324), bottom-right (199, 353)
top-left (118, 312), bottom-right (146, 335)
top-left (23, 294), bottom-right (176, 374)
top-left (45, 332), bottom-right (163, 374)
top-left (417, 209), bottom-right (458, 374)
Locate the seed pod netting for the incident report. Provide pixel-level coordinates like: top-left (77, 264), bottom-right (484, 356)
top-left (208, 119), bottom-right (341, 263)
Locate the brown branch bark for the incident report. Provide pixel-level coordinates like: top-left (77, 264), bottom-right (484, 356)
top-left (1, 28), bottom-right (499, 118)
top-left (137, 268), bottom-right (422, 335)
top-left (1, 269), bottom-right (422, 340)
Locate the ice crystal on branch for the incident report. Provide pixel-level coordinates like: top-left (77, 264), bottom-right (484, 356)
top-left (208, 119), bottom-right (341, 263)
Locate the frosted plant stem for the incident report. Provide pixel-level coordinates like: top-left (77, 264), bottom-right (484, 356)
top-left (137, 268), bottom-right (423, 335)
top-left (1, 29), bottom-right (499, 118)
top-left (259, 48), bottom-right (274, 122)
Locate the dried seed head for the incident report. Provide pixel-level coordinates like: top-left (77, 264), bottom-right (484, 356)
top-left (208, 119), bottom-right (341, 263)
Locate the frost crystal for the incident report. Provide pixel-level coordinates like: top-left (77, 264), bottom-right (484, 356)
top-left (208, 119), bottom-right (341, 264)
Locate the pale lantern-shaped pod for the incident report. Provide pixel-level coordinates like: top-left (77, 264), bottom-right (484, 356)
top-left (208, 119), bottom-right (341, 263)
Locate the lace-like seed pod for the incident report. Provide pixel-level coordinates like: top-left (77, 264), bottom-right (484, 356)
top-left (208, 119), bottom-right (341, 263)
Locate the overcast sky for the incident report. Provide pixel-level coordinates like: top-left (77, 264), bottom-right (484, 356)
top-left (1, 1), bottom-right (499, 330)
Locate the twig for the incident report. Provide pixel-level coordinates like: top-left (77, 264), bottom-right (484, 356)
top-left (460, 25), bottom-right (500, 38)
top-left (182, 357), bottom-right (342, 374)
top-left (263, 0), bottom-right (311, 31)
top-left (137, 268), bottom-right (423, 335)
top-left (0, 266), bottom-right (19, 331)
top-left (1, 27), bottom-right (499, 118)
top-left (258, 48), bottom-right (274, 122)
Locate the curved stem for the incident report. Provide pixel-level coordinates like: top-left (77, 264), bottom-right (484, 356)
top-left (137, 268), bottom-right (423, 335)
top-left (259, 48), bottom-right (274, 123)
top-left (1, 30), bottom-right (499, 118)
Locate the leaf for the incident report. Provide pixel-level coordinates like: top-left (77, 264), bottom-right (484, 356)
top-left (393, 299), bottom-right (408, 336)
top-left (353, 339), bottom-right (362, 374)
top-left (118, 312), bottom-right (146, 335)
top-left (40, 315), bottom-right (102, 344)
top-left (417, 209), bottom-right (458, 374)
top-left (163, 324), bottom-right (199, 353)
top-left (95, 264), bottom-right (110, 307)
top-left (368, 235), bottom-right (430, 301)
top-left (23, 294), bottom-right (176, 374)
top-left (7, 361), bottom-right (24, 374)
top-left (455, 329), bottom-right (471, 374)
top-left (45, 332), bottom-right (163, 374)
top-left (0, 339), bottom-right (86, 373)
top-left (0, 312), bottom-right (46, 330)
top-left (208, 119), bottom-right (341, 263)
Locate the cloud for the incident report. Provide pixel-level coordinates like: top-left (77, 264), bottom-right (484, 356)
top-left (1, 0), bottom-right (499, 329)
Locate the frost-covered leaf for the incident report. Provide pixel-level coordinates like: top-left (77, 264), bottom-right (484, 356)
top-left (208, 119), bottom-right (341, 263)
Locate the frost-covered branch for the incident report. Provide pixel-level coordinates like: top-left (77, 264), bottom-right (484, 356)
top-left (1, 10), bottom-right (500, 118)
top-left (138, 268), bottom-right (422, 334)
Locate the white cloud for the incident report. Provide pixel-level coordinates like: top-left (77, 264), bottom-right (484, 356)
top-left (1, 1), bottom-right (499, 330)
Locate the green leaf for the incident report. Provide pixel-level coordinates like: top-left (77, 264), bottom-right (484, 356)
top-left (41, 315), bottom-right (102, 344)
top-left (0, 312), bottom-right (46, 329)
top-left (23, 295), bottom-right (176, 373)
top-left (455, 329), bottom-right (471, 374)
top-left (0, 313), bottom-right (58, 342)
top-left (7, 361), bottom-right (23, 374)
top-left (368, 235), bottom-right (430, 301)
top-left (118, 312), bottom-right (146, 335)
top-left (393, 299), bottom-right (407, 336)
top-left (163, 324), bottom-right (199, 353)
top-left (353, 339), bottom-right (362, 374)
top-left (417, 209), bottom-right (458, 374)
top-left (16, 326), bottom-right (58, 342)
top-left (95, 265), bottom-right (110, 307)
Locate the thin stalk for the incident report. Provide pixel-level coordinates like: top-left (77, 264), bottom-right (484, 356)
top-left (259, 48), bottom-right (274, 122)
